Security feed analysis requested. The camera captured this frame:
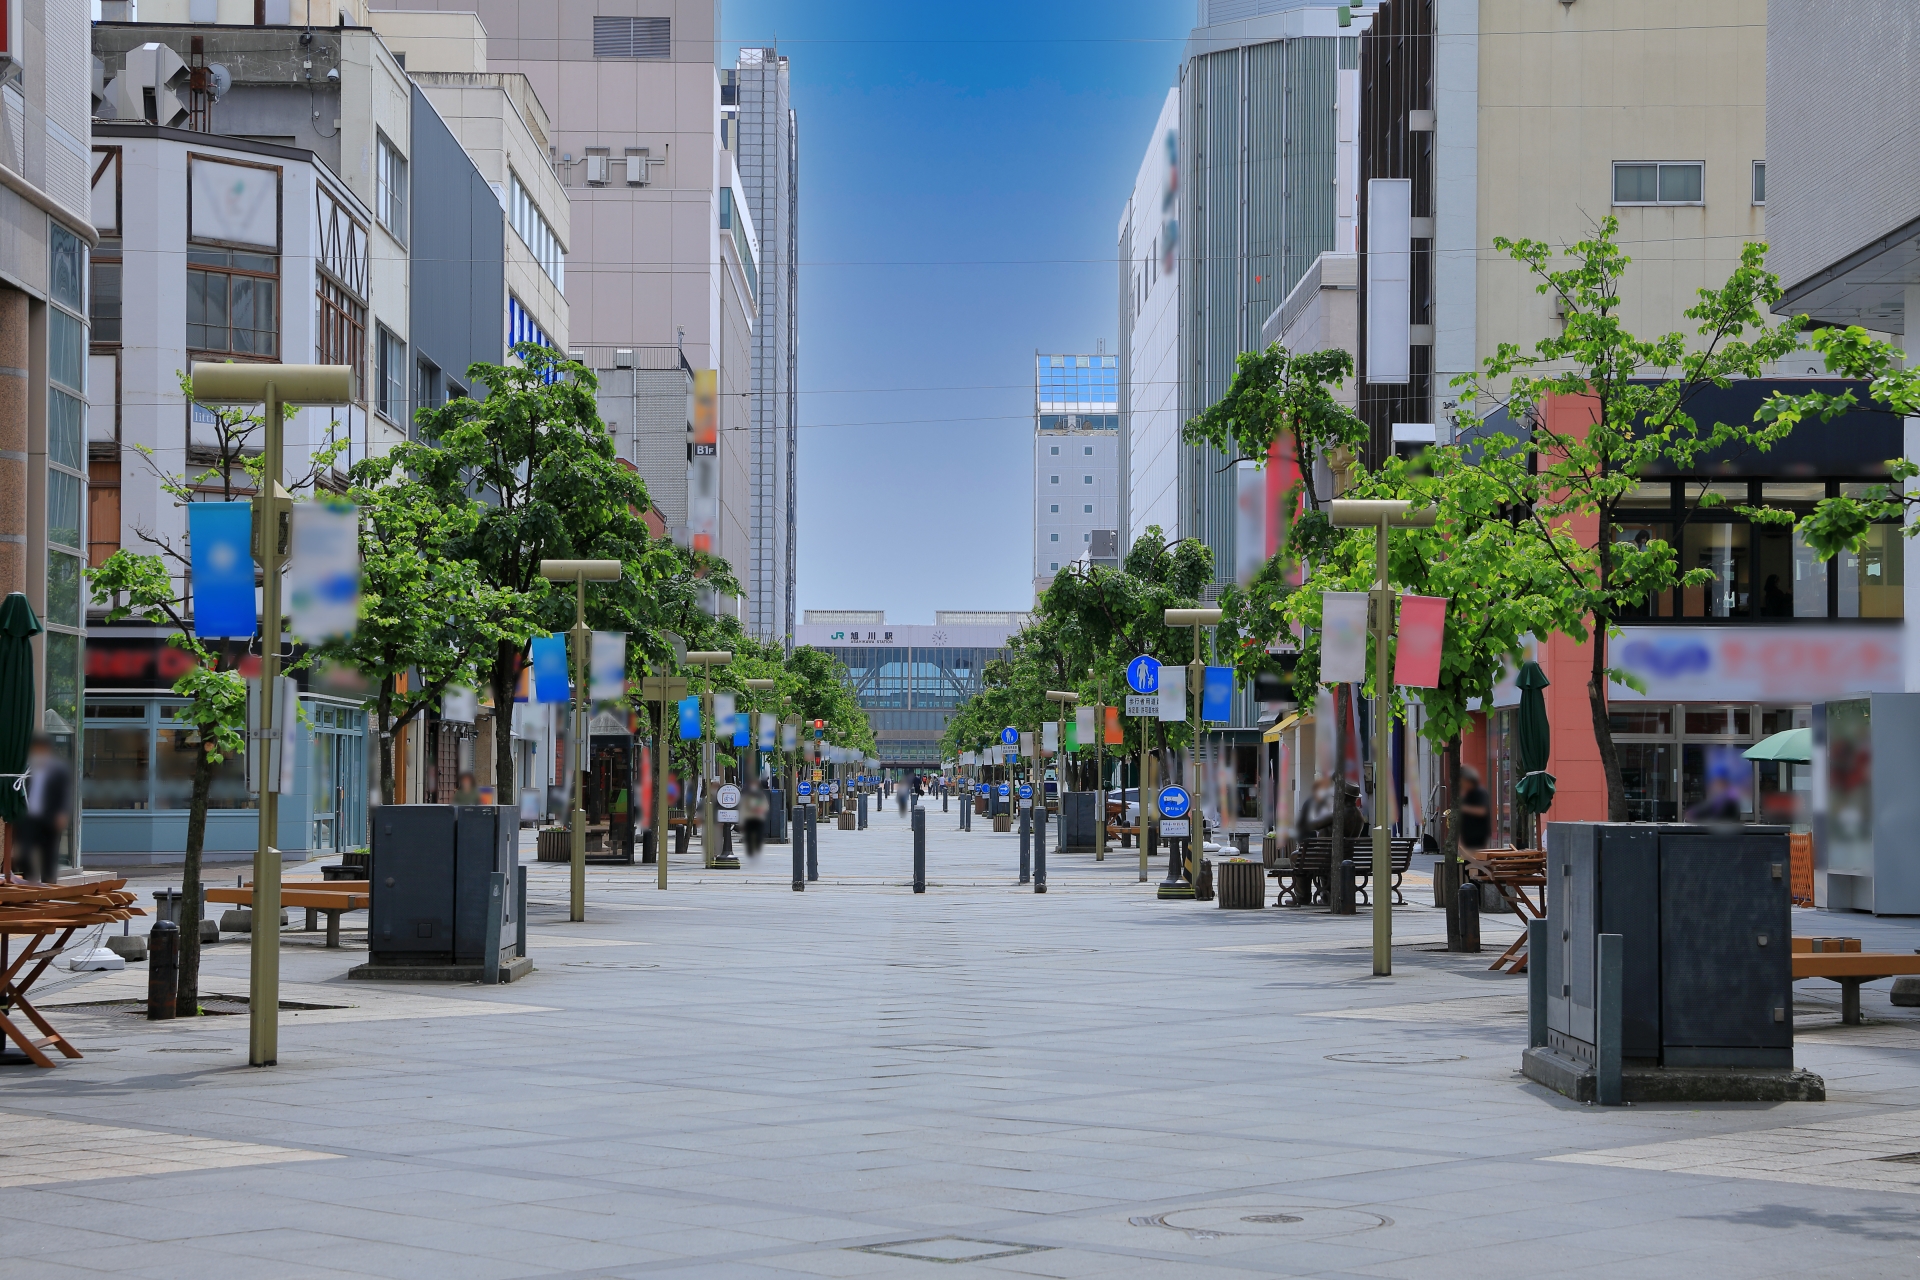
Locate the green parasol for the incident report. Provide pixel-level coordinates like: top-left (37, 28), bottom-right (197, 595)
top-left (1744, 727), bottom-right (1811, 763)
top-left (1514, 660), bottom-right (1555, 817)
top-left (0, 591), bottom-right (42, 879)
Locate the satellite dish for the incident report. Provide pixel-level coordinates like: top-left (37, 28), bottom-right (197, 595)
top-left (208, 64), bottom-right (231, 100)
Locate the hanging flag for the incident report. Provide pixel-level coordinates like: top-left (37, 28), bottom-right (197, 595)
top-left (638, 742), bottom-right (653, 828)
top-left (1393, 595), bottom-right (1446, 688)
top-left (1064, 717), bottom-right (1079, 752)
top-left (1320, 591), bottom-right (1369, 684)
top-left (1234, 459), bottom-right (1266, 585)
top-left (530, 635), bottom-right (570, 703)
top-left (781, 721), bottom-right (798, 751)
top-left (758, 712), bottom-right (777, 749)
top-left (1202, 666), bottom-right (1235, 722)
top-left (1020, 730), bottom-right (1036, 758)
top-left (1042, 721), bottom-right (1059, 754)
top-left (1158, 665), bottom-right (1186, 721)
top-left (589, 631), bottom-right (627, 703)
top-left (713, 692), bottom-right (736, 741)
top-left (1104, 705), bottom-right (1124, 745)
top-left (1342, 686), bottom-right (1364, 792)
top-left (733, 721), bottom-right (750, 748)
top-left (676, 694), bottom-right (701, 739)
top-left (287, 498), bottom-right (359, 641)
top-left (1075, 706), bottom-right (1095, 749)
top-left (188, 502), bottom-right (257, 638)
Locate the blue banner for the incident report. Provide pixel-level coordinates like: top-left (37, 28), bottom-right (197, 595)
top-left (188, 502), bottom-right (257, 638)
top-left (733, 724), bottom-right (749, 747)
top-left (677, 695), bottom-right (701, 739)
top-left (1202, 665), bottom-right (1235, 722)
top-left (530, 635), bottom-right (571, 703)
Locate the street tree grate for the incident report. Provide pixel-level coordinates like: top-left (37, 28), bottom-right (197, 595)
top-left (848, 1237), bottom-right (1051, 1263)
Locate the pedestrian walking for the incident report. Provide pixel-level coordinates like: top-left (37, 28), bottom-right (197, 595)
top-left (13, 734), bottom-right (70, 884)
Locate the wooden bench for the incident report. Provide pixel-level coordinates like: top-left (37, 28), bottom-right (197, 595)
top-left (1792, 949), bottom-right (1920, 1025)
top-left (1275, 838), bottom-right (1416, 907)
top-left (204, 881), bottom-right (369, 949)
top-left (1460, 847), bottom-right (1547, 973)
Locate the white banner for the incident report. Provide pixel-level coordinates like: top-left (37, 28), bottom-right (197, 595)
top-left (758, 711), bottom-right (777, 749)
top-left (287, 499), bottom-right (360, 642)
top-left (1320, 591), bottom-right (1369, 684)
top-left (1075, 706), bottom-right (1095, 746)
top-left (712, 692), bottom-right (736, 739)
top-left (1158, 665), bottom-right (1186, 721)
top-left (1042, 721), bottom-right (1059, 753)
top-left (589, 631), bottom-right (626, 704)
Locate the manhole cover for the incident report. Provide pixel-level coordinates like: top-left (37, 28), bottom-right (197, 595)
top-left (560, 961), bottom-right (659, 970)
top-left (849, 1236), bottom-right (1051, 1263)
top-left (1326, 1051), bottom-right (1467, 1065)
top-left (1131, 1207), bottom-right (1391, 1240)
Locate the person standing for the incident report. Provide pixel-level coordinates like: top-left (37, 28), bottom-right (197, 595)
top-left (16, 735), bottom-right (71, 884)
top-left (1458, 766), bottom-right (1491, 853)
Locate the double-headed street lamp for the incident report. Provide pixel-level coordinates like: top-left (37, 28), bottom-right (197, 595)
top-left (537, 559), bottom-right (623, 922)
top-left (686, 650), bottom-right (733, 869)
top-left (1164, 608), bottom-right (1224, 893)
top-left (190, 362), bottom-right (354, 1069)
top-left (1329, 499), bottom-right (1436, 977)
top-left (1045, 689), bottom-right (1077, 828)
top-left (744, 678), bottom-right (778, 790)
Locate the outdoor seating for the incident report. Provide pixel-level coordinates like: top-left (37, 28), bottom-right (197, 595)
top-left (1792, 947), bottom-right (1920, 1024)
top-left (1460, 846), bottom-right (1546, 973)
top-left (204, 880), bottom-right (369, 949)
top-left (0, 877), bottom-right (144, 1067)
top-left (1274, 837), bottom-right (1416, 907)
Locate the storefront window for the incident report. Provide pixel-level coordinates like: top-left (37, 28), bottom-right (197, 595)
top-left (1681, 523), bottom-right (1751, 618)
top-left (1489, 709), bottom-right (1517, 847)
top-left (1613, 522), bottom-right (1676, 618)
top-left (1616, 742), bottom-right (1677, 821)
top-left (155, 724), bottom-right (250, 810)
top-left (83, 725), bottom-right (151, 809)
top-left (1838, 522), bottom-right (1903, 619)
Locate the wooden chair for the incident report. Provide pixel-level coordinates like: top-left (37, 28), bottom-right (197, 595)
top-left (1460, 846), bottom-right (1547, 973)
top-left (0, 878), bottom-right (144, 1067)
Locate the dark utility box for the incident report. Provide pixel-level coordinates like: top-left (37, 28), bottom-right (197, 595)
top-left (370, 805), bottom-right (517, 967)
top-left (1058, 793), bottom-right (1098, 850)
top-left (767, 789), bottom-right (786, 841)
top-left (1546, 822), bottom-right (1793, 1070)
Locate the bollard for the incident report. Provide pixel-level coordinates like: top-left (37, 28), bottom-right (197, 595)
top-left (1333, 859), bottom-right (1357, 915)
top-left (482, 871), bottom-right (506, 986)
top-left (858, 792), bottom-right (868, 831)
top-left (515, 863), bottom-right (528, 958)
top-left (806, 804), bottom-right (818, 882)
top-left (792, 801), bottom-right (806, 891)
top-left (1441, 858), bottom-right (1460, 949)
top-left (1596, 932), bottom-right (1624, 1106)
top-left (942, 790), bottom-right (949, 813)
top-left (1527, 918), bottom-right (1548, 1049)
top-left (1018, 805), bottom-right (1031, 884)
top-left (912, 806), bottom-right (926, 893)
top-left (147, 920), bottom-right (180, 1020)
top-left (1457, 881), bottom-right (1481, 952)
top-left (1139, 828), bottom-right (1152, 883)
top-left (1033, 801), bottom-right (1048, 893)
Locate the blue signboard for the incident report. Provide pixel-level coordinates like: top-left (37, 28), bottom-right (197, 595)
top-left (531, 635), bottom-right (571, 704)
top-left (188, 502), bottom-right (258, 639)
top-left (1126, 654), bottom-right (1161, 695)
top-left (1000, 726), bottom-right (1019, 746)
top-left (1202, 665), bottom-right (1235, 722)
top-left (676, 694), bottom-right (701, 739)
top-left (798, 781), bottom-right (812, 796)
top-left (998, 782), bottom-right (1011, 797)
top-left (1018, 784), bottom-right (1033, 800)
top-left (1157, 786), bottom-right (1192, 820)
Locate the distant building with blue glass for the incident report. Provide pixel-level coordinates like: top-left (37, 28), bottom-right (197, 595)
top-left (1034, 352), bottom-right (1121, 600)
top-left (795, 612), bottom-right (1026, 769)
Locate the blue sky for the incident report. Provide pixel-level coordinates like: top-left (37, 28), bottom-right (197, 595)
top-left (721, 1), bottom-right (1193, 625)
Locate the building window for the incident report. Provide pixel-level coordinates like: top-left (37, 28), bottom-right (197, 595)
top-left (46, 222), bottom-right (87, 823)
top-left (1084, 446), bottom-right (1093, 455)
top-left (376, 326), bottom-right (406, 425)
top-left (1050, 475), bottom-right (1059, 484)
top-left (509, 171), bottom-right (564, 289)
top-left (1083, 504), bottom-right (1092, 513)
top-left (1752, 161), bottom-right (1766, 205)
top-left (1050, 446), bottom-right (1059, 455)
top-left (316, 276), bottom-right (366, 401)
top-left (592, 15), bottom-right (671, 58)
top-left (376, 133), bottom-right (408, 243)
top-left (90, 238), bottom-right (121, 343)
top-left (1084, 532), bottom-right (1091, 542)
top-left (1613, 161), bottom-right (1703, 206)
top-left (1083, 475), bottom-right (1093, 484)
top-left (1050, 533), bottom-right (1059, 542)
top-left (187, 249), bottom-right (278, 358)
top-left (1049, 504), bottom-right (1058, 513)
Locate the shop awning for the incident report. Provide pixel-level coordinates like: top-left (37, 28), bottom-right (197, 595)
top-left (1262, 712), bottom-right (1305, 743)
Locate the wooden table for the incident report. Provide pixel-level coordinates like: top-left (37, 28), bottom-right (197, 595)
top-left (1460, 847), bottom-right (1546, 973)
top-left (0, 877), bottom-right (144, 1067)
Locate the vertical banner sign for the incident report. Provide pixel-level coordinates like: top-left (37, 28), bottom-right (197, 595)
top-left (1202, 666), bottom-right (1235, 722)
top-left (712, 692), bottom-right (736, 743)
top-left (589, 632), bottom-right (627, 704)
top-left (288, 498), bottom-right (360, 641)
top-left (781, 721), bottom-right (798, 751)
top-left (758, 712), bottom-right (777, 749)
top-left (188, 502), bottom-right (257, 638)
top-left (1158, 665), bottom-right (1187, 721)
top-left (277, 674), bottom-right (299, 795)
top-left (1042, 722), bottom-right (1059, 754)
top-left (1019, 730), bottom-right (1036, 759)
top-left (1365, 177), bottom-right (1413, 385)
top-left (1075, 706), bottom-right (1096, 748)
top-left (530, 635), bottom-right (571, 703)
top-left (687, 369), bottom-right (720, 553)
top-left (733, 721), bottom-right (750, 748)
top-left (676, 694), bottom-right (702, 739)
top-left (1104, 705), bottom-right (1124, 745)
top-left (1265, 432), bottom-right (1302, 565)
top-left (1393, 595), bottom-right (1447, 688)
top-left (1234, 459), bottom-right (1266, 586)
top-left (1320, 591), bottom-right (1370, 684)
top-left (638, 743), bottom-right (653, 828)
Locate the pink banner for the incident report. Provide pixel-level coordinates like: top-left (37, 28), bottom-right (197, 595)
top-left (1394, 595), bottom-right (1447, 688)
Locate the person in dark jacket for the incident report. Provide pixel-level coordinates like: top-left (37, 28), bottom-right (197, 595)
top-left (16, 735), bottom-right (71, 884)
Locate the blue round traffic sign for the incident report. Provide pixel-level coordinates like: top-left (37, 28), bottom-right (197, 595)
top-left (1018, 784), bottom-right (1033, 800)
top-left (998, 782), bottom-right (1011, 797)
top-left (798, 781), bottom-right (812, 796)
top-left (1127, 654), bottom-right (1161, 695)
top-left (1000, 726), bottom-right (1019, 746)
top-left (1157, 786), bottom-right (1191, 820)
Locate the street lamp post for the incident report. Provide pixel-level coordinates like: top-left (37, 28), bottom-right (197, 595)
top-left (640, 673), bottom-right (688, 889)
top-left (1164, 608), bottom-right (1224, 894)
top-left (686, 651), bottom-right (733, 869)
top-left (189, 361), bottom-right (353, 1070)
top-left (1046, 690), bottom-right (1077, 848)
top-left (1329, 499), bottom-right (1436, 977)
top-left (537, 560), bottom-right (622, 922)
top-left (744, 678), bottom-right (777, 793)
top-left (1091, 667), bottom-right (1107, 862)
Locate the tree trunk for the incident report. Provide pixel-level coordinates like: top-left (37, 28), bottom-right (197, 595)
top-left (377, 678), bottom-right (396, 806)
top-left (1331, 685), bottom-right (1348, 870)
top-left (1443, 735), bottom-right (1460, 866)
top-left (177, 737), bottom-right (217, 1016)
top-left (491, 642), bottom-right (520, 808)
top-left (1587, 614), bottom-right (1628, 822)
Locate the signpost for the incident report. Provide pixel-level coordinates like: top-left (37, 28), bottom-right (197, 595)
top-left (1156, 785), bottom-right (1194, 899)
top-left (1128, 654), bottom-right (1162, 885)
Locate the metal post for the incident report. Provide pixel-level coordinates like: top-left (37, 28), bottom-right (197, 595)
top-left (912, 805), bottom-right (926, 893)
top-left (1094, 676), bottom-right (1105, 861)
top-left (1019, 802), bottom-right (1031, 883)
top-left (1527, 918), bottom-right (1548, 1048)
top-left (1371, 517), bottom-right (1392, 976)
top-left (515, 863), bottom-right (528, 958)
top-left (702, 666), bottom-right (715, 869)
top-left (1034, 797), bottom-right (1048, 893)
top-left (1189, 622), bottom-right (1204, 892)
top-left (250, 382), bottom-right (285, 1066)
top-left (1140, 719), bottom-right (1153, 882)
top-left (791, 800), bottom-right (805, 891)
top-left (805, 803), bottom-right (818, 881)
top-left (1597, 931), bottom-right (1624, 1105)
top-left (147, 920), bottom-right (179, 1020)
top-left (656, 696), bottom-right (671, 890)
top-left (569, 574), bottom-right (587, 922)
top-left (1457, 881), bottom-right (1480, 952)
top-left (482, 871), bottom-right (506, 985)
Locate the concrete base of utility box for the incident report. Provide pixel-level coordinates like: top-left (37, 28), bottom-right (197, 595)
top-left (1522, 1046), bottom-right (1825, 1104)
top-left (348, 955), bottom-right (534, 984)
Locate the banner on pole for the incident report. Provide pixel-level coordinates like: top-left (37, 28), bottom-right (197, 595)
top-left (1105, 705), bottom-right (1124, 744)
top-left (758, 712), bottom-right (777, 749)
top-left (1202, 666), bottom-right (1235, 722)
top-left (676, 694), bottom-right (701, 739)
top-left (1320, 591), bottom-right (1369, 684)
top-left (1158, 665), bottom-right (1186, 721)
top-left (287, 498), bottom-right (359, 641)
top-left (530, 635), bottom-right (570, 703)
top-left (1394, 595), bottom-right (1447, 688)
top-left (1075, 706), bottom-right (1095, 748)
top-left (188, 502), bottom-right (257, 638)
top-left (589, 632), bottom-right (627, 703)
top-left (712, 692), bottom-right (736, 741)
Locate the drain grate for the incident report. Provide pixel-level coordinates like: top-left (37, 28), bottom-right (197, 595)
top-left (1132, 1206), bottom-right (1391, 1240)
top-left (848, 1237), bottom-right (1051, 1264)
top-left (1325, 1051), bottom-right (1467, 1065)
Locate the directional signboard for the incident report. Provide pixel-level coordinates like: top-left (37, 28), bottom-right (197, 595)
top-left (1125, 694), bottom-right (1159, 716)
top-left (998, 782), bottom-right (1011, 798)
top-left (1018, 783), bottom-right (1033, 809)
top-left (798, 781), bottom-right (812, 797)
top-left (1158, 785), bottom-right (1192, 837)
top-left (1126, 654), bottom-right (1161, 695)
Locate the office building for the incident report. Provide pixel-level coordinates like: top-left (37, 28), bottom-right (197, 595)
top-left (1033, 353), bottom-right (1119, 598)
top-left (731, 47), bottom-right (798, 648)
top-left (795, 613), bottom-right (1020, 770)
top-left (1117, 88), bottom-right (1180, 548)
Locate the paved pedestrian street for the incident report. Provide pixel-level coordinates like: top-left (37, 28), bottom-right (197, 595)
top-left (8, 800), bottom-right (1920, 1278)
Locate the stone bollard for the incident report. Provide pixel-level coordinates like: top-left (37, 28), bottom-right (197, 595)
top-left (806, 804), bottom-right (819, 882)
top-left (792, 802), bottom-right (806, 891)
top-left (1034, 801), bottom-right (1048, 894)
top-left (147, 921), bottom-right (180, 1021)
top-left (1457, 881), bottom-right (1481, 952)
top-left (1333, 859), bottom-right (1357, 915)
top-left (912, 806), bottom-right (926, 893)
top-left (1019, 805), bottom-right (1031, 884)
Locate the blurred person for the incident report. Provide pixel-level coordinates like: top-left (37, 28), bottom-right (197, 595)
top-left (741, 781), bottom-right (769, 856)
top-left (15, 735), bottom-right (70, 884)
top-left (1296, 774), bottom-right (1336, 845)
top-left (453, 771), bottom-right (480, 805)
top-left (1458, 767), bottom-right (1491, 852)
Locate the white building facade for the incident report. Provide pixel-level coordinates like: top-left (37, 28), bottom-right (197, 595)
top-left (1033, 353), bottom-right (1120, 598)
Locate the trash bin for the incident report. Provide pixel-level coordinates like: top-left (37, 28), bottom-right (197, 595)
top-left (1216, 858), bottom-right (1265, 909)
